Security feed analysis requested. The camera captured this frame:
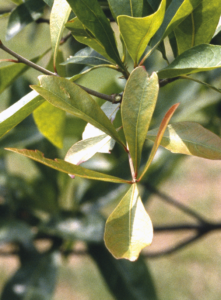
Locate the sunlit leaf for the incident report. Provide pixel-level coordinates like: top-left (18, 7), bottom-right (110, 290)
top-left (6, 0), bottom-right (45, 40)
top-left (104, 184), bottom-right (153, 261)
top-left (158, 44), bottom-right (221, 78)
top-left (6, 148), bottom-right (130, 183)
top-left (0, 91), bottom-right (44, 139)
top-left (139, 103), bottom-right (179, 180)
top-left (147, 121), bottom-right (221, 160)
top-left (31, 75), bottom-right (125, 147)
top-left (174, 0), bottom-right (221, 54)
top-left (61, 47), bottom-right (112, 66)
top-left (107, 0), bottom-right (144, 19)
top-left (121, 68), bottom-right (159, 174)
top-left (118, 0), bottom-right (166, 65)
top-left (50, 0), bottom-right (71, 71)
top-left (66, 0), bottom-right (123, 68)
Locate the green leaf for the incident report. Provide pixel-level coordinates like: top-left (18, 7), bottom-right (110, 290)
top-left (146, 0), bottom-right (162, 11)
top-left (66, 17), bottom-right (115, 63)
top-left (0, 91), bottom-right (44, 139)
top-left (61, 47), bottom-right (112, 66)
top-left (6, 0), bottom-right (45, 40)
top-left (33, 101), bottom-right (66, 149)
top-left (149, 0), bottom-right (202, 55)
top-left (158, 44), bottom-right (221, 78)
top-left (50, 0), bottom-right (71, 71)
top-left (104, 184), bottom-right (153, 261)
top-left (41, 212), bottom-right (105, 242)
top-left (139, 103), bottom-right (179, 180)
top-left (121, 68), bottom-right (159, 173)
top-left (107, 0), bottom-right (144, 19)
top-left (174, 0), bottom-right (221, 54)
top-left (6, 148), bottom-right (130, 183)
top-left (89, 243), bottom-right (158, 300)
top-left (147, 121), bottom-right (221, 160)
top-left (0, 220), bottom-right (33, 244)
top-left (31, 75), bottom-right (125, 147)
top-left (118, 0), bottom-right (166, 65)
top-left (66, 0), bottom-right (123, 68)
top-left (43, 0), bottom-right (54, 7)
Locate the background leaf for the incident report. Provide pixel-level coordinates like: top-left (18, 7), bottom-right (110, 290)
top-left (147, 121), bottom-right (221, 160)
top-left (121, 68), bottom-right (159, 173)
top-left (158, 44), bottom-right (221, 78)
top-left (107, 0), bottom-right (144, 19)
top-left (104, 184), bottom-right (153, 261)
top-left (174, 0), bottom-right (221, 54)
top-left (118, 0), bottom-right (166, 65)
top-left (6, 148), bottom-right (130, 183)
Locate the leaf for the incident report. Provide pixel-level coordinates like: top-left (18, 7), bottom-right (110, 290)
top-left (146, 0), bottom-right (162, 11)
top-left (158, 44), bottom-right (221, 78)
top-left (6, 0), bottom-right (46, 40)
top-left (0, 91), bottom-right (44, 139)
top-left (174, 0), bottom-right (221, 54)
top-left (61, 47), bottom-right (112, 66)
top-left (107, 0), bottom-right (144, 19)
top-left (6, 148), bottom-right (130, 183)
top-left (43, 0), bottom-right (54, 7)
top-left (41, 212), bottom-right (105, 242)
top-left (146, 121), bottom-right (221, 160)
top-left (31, 75), bottom-right (125, 147)
top-left (104, 184), bottom-right (153, 261)
top-left (118, 0), bottom-right (166, 65)
top-left (1, 248), bottom-right (58, 300)
top-left (66, 0), bottom-right (123, 68)
top-left (50, 0), bottom-right (71, 71)
top-left (149, 0), bottom-right (202, 55)
top-left (121, 68), bottom-right (159, 174)
top-left (0, 220), bottom-right (33, 244)
top-left (89, 243), bottom-right (158, 300)
top-left (65, 17), bottom-right (114, 63)
top-left (33, 101), bottom-right (66, 148)
top-left (139, 103), bottom-right (179, 180)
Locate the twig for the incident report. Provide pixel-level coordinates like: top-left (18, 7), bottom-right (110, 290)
top-left (36, 18), bottom-right (50, 24)
top-left (159, 77), bottom-right (180, 87)
top-left (60, 32), bottom-right (72, 45)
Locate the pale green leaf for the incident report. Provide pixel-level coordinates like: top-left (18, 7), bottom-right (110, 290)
top-left (31, 76), bottom-right (125, 147)
top-left (66, 0), bottom-right (123, 68)
top-left (118, 0), bottom-right (166, 65)
top-left (139, 103), bottom-right (179, 180)
top-left (33, 101), bottom-right (66, 149)
top-left (121, 68), bottom-right (159, 173)
top-left (104, 183), bottom-right (153, 261)
top-left (147, 121), bottom-right (221, 160)
top-left (50, 0), bottom-right (71, 71)
top-left (158, 44), bottom-right (221, 79)
top-left (6, 148), bottom-right (130, 183)
top-left (107, 0), bottom-right (144, 19)
top-left (65, 17), bottom-right (114, 63)
top-left (174, 0), bottom-right (221, 54)
top-left (0, 91), bottom-right (44, 138)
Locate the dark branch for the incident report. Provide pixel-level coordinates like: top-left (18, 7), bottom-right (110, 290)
top-left (159, 77), bottom-right (180, 88)
top-left (36, 18), bottom-right (50, 24)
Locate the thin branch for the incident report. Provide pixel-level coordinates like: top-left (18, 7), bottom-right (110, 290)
top-left (144, 182), bottom-right (207, 223)
top-left (36, 18), bottom-right (50, 24)
top-left (159, 77), bottom-right (180, 88)
top-left (60, 32), bottom-right (72, 45)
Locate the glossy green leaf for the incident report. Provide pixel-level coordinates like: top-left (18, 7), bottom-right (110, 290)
top-left (6, 148), bottom-right (130, 183)
top-left (33, 101), bottom-right (66, 148)
top-left (6, 0), bottom-right (45, 40)
top-left (139, 103), bottom-right (179, 180)
top-left (147, 121), bottom-right (221, 160)
top-left (107, 0), bottom-right (144, 19)
top-left (41, 212), bottom-right (105, 242)
top-left (66, 0), bottom-right (123, 68)
top-left (31, 76), bottom-right (125, 147)
top-left (61, 47), bottom-right (112, 66)
top-left (50, 0), bottom-right (71, 71)
top-left (104, 184), bottom-right (153, 261)
top-left (1, 248), bottom-right (57, 300)
top-left (66, 17), bottom-right (114, 63)
top-left (158, 44), bottom-right (221, 78)
top-left (118, 0), bottom-right (166, 65)
top-left (174, 0), bottom-right (221, 54)
top-left (89, 243), bottom-right (158, 300)
top-left (121, 68), bottom-right (159, 173)
top-left (0, 91), bottom-right (44, 138)
top-left (150, 0), bottom-right (202, 54)
top-left (146, 0), bottom-right (162, 11)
